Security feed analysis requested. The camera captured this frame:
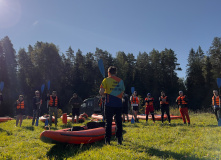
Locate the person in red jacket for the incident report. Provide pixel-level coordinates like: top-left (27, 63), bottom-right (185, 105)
top-left (212, 90), bottom-right (220, 121)
top-left (176, 91), bottom-right (190, 125)
top-left (145, 93), bottom-right (155, 123)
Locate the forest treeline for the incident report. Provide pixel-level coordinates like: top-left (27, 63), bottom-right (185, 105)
top-left (0, 36), bottom-right (220, 116)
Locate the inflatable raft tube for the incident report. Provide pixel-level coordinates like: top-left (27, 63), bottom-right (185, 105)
top-left (0, 117), bottom-right (13, 123)
top-left (40, 122), bottom-right (116, 144)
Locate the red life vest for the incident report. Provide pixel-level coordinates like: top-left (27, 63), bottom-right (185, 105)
top-left (212, 96), bottom-right (220, 106)
top-left (17, 100), bottom-right (25, 109)
top-left (160, 96), bottom-right (169, 105)
top-left (177, 96), bottom-right (187, 105)
top-left (49, 96), bottom-right (58, 107)
top-left (131, 96), bottom-right (139, 104)
top-left (145, 97), bottom-right (154, 106)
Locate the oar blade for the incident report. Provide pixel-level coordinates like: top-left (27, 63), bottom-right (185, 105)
top-left (98, 59), bottom-right (105, 78)
top-left (217, 78), bottom-right (221, 88)
top-left (47, 80), bottom-right (50, 90)
top-left (0, 81), bottom-right (4, 92)
top-left (41, 84), bottom-right (45, 94)
top-left (131, 87), bottom-right (135, 94)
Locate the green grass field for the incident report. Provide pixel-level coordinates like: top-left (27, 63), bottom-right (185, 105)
top-left (0, 113), bottom-right (221, 160)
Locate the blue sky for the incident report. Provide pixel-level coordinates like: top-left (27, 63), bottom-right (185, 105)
top-left (0, 0), bottom-right (221, 78)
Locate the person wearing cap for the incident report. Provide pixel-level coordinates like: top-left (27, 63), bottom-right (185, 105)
top-left (212, 90), bottom-right (220, 121)
top-left (130, 91), bottom-right (140, 122)
top-left (145, 93), bottom-right (155, 123)
top-left (176, 91), bottom-right (190, 124)
top-left (32, 90), bottom-right (42, 126)
top-left (69, 93), bottom-right (83, 123)
top-left (46, 91), bottom-right (61, 127)
top-left (15, 95), bottom-right (26, 127)
top-left (159, 91), bottom-right (171, 124)
top-left (122, 93), bottom-right (129, 122)
top-left (99, 66), bottom-right (125, 145)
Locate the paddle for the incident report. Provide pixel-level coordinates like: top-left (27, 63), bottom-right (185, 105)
top-left (0, 81), bottom-right (4, 92)
top-left (47, 81), bottom-right (50, 109)
top-left (217, 78), bottom-right (221, 126)
top-left (98, 59), bottom-right (105, 78)
top-left (98, 59), bottom-right (105, 121)
top-left (131, 116), bottom-right (135, 124)
top-left (36, 84), bottom-right (45, 126)
top-left (131, 87), bottom-right (135, 95)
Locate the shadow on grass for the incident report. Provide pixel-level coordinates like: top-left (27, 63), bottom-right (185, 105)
top-left (160, 122), bottom-right (219, 128)
top-left (126, 143), bottom-right (208, 160)
top-left (0, 127), bottom-right (13, 135)
top-left (22, 126), bottom-right (34, 131)
top-left (145, 147), bottom-right (207, 160)
top-left (46, 141), bottom-right (104, 160)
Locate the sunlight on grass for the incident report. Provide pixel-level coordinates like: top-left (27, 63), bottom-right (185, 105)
top-left (0, 113), bottom-right (220, 159)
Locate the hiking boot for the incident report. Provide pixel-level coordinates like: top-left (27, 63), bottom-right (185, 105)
top-left (118, 137), bottom-right (122, 145)
top-left (188, 122), bottom-right (190, 125)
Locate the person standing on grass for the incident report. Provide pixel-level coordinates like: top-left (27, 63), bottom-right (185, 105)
top-left (130, 91), bottom-right (140, 122)
top-left (159, 91), bottom-right (171, 124)
top-left (46, 91), bottom-right (61, 127)
top-left (15, 95), bottom-right (26, 127)
top-left (69, 93), bottom-right (83, 124)
top-left (145, 93), bottom-right (155, 123)
top-left (176, 91), bottom-right (190, 125)
top-left (32, 90), bottom-right (42, 126)
top-left (122, 93), bottom-right (129, 122)
top-left (212, 90), bottom-right (220, 121)
top-left (99, 66), bottom-right (125, 145)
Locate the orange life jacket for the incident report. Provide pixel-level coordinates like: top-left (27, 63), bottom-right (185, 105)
top-left (17, 100), bottom-right (25, 109)
top-left (160, 96), bottom-right (169, 105)
top-left (177, 96), bottom-right (187, 105)
top-left (145, 97), bottom-right (154, 106)
top-left (49, 96), bottom-right (58, 107)
top-left (131, 96), bottom-right (139, 104)
top-left (212, 96), bottom-right (220, 106)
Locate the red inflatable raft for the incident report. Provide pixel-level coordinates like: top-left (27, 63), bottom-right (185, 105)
top-left (40, 122), bottom-right (116, 144)
top-left (137, 114), bottom-right (182, 121)
top-left (0, 117), bottom-right (13, 123)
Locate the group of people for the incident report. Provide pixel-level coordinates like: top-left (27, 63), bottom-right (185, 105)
top-left (126, 90), bottom-right (190, 125)
top-left (0, 65), bottom-right (220, 146)
top-left (15, 91), bottom-right (62, 127)
top-left (1, 90), bottom-right (83, 127)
